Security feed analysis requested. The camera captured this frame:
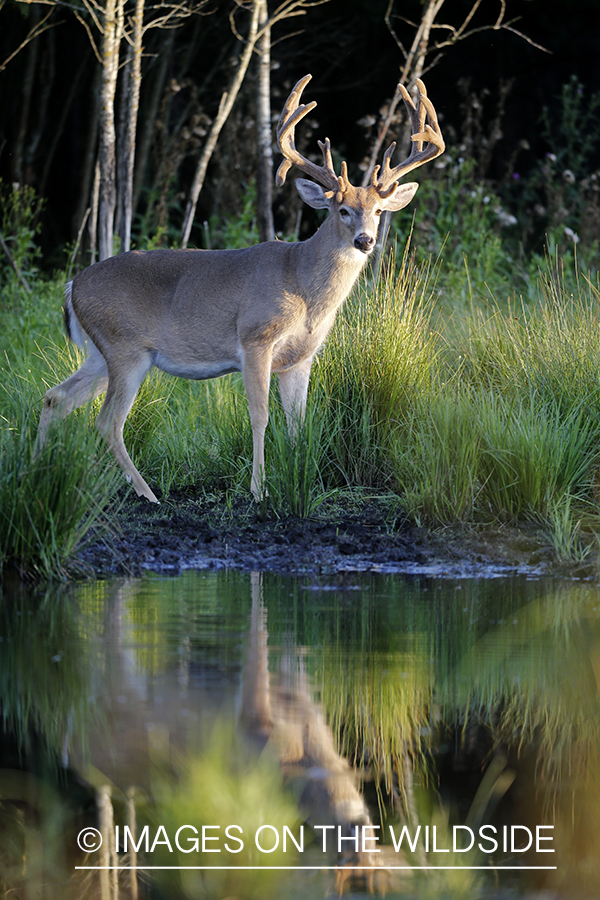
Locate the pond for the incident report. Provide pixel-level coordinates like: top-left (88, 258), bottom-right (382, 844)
top-left (1, 569), bottom-right (599, 899)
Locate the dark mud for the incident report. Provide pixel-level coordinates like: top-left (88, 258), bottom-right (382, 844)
top-left (76, 490), bottom-right (584, 580)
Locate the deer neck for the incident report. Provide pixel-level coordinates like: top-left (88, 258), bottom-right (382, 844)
top-left (295, 217), bottom-right (368, 321)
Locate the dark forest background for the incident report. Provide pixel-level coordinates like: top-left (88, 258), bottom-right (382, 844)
top-left (1, 0), bottom-right (599, 269)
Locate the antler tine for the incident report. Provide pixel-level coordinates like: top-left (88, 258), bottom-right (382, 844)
top-left (374, 77), bottom-right (445, 196)
top-left (276, 74), bottom-right (343, 193)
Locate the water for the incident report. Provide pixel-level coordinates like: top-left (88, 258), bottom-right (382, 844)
top-left (1, 569), bottom-right (600, 898)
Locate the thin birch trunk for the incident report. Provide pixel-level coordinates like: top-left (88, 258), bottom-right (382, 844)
top-left (89, 159), bottom-right (101, 263)
top-left (366, 0), bottom-right (445, 268)
top-left (132, 28), bottom-right (175, 215)
top-left (362, 0), bottom-right (446, 186)
top-left (98, 0), bottom-right (124, 261)
top-left (255, 0), bottom-right (274, 243)
top-left (118, 0), bottom-right (144, 252)
top-left (180, 0), bottom-right (261, 248)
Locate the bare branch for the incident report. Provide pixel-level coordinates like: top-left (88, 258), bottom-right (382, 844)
top-left (0, 8), bottom-right (58, 74)
top-left (15, 0), bottom-right (93, 9)
top-left (384, 0), bottom-right (408, 58)
top-left (141, 1), bottom-right (205, 34)
top-left (73, 10), bottom-right (102, 61)
top-left (366, 0), bottom-right (550, 185)
top-left (427, 0), bottom-right (551, 55)
top-left (230, 0), bottom-right (330, 45)
top-left (363, 0), bottom-right (445, 185)
top-left (453, 0), bottom-right (483, 41)
top-left (81, 0), bottom-right (106, 35)
top-left (499, 23), bottom-right (551, 54)
top-left (181, 0), bottom-right (262, 246)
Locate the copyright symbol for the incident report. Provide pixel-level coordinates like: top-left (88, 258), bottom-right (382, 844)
top-left (77, 827), bottom-right (103, 852)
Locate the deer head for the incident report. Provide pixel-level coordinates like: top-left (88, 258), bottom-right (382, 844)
top-left (276, 74), bottom-right (445, 255)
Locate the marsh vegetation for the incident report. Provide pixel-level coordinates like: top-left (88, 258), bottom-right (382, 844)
top-left (2, 128), bottom-right (600, 579)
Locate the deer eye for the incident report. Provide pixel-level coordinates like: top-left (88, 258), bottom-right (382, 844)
top-left (374, 208), bottom-right (382, 216)
top-left (339, 207), bottom-right (351, 219)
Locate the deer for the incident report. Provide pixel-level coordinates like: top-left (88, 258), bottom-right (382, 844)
top-left (35, 74), bottom-right (444, 502)
top-left (239, 572), bottom-right (392, 896)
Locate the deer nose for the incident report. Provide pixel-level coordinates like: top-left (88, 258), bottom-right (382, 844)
top-left (354, 233), bottom-right (375, 253)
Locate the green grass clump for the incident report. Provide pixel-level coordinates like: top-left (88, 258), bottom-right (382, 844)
top-left (0, 365), bottom-right (120, 579)
top-left (4, 171), bottom-right (600, 569)
top-left (315, 242), bottom-right (439, 489)
top-left (149, 719), bottom-right (301, 900)
top-left (265, 396), bottom-right (336, 518)
top-left (393, 389), bottom-right (483, 523)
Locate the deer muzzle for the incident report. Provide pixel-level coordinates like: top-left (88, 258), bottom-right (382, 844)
top-left (354, 233), bottom-right (376, 253)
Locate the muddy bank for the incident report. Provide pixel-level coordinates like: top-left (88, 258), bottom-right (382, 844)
top-left (76, 490), bottom-right (588, 580)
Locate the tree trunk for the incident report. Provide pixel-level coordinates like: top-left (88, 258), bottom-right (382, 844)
top-left (365, 0), bottom-right (446, 269)
top-left (255, 0), bottom-right (274, 243)
top-left (362, 0), bottom-right (446, 185)
top-left (180, 0), bottom-right (261, 248)
top-left (11, 4), bottom-right (40, 184)
top-left (132, 27), bottom-right (175, 216)
top-left (117, 0), bottom-right (144, 253)
top-left (89, 159), bottom-right (101, 263)
top-left (73, 62), bottom-right (101, 245)
top-left (98, 0), bottom-right (124, 261)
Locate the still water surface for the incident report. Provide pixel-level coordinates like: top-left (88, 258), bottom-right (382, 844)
top-left (1, 569), bottom-right (600, 898)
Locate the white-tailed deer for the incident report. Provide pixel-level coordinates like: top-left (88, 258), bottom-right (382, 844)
top-left (36, 75), bottom-right (444, 501)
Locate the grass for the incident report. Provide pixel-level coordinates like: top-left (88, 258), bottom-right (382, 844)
top-left (2, 185), bottom-right (600, 576)
top-left (265, 396), bottom-right (337, 518)
top-left (318, 646), bottom-right (433, 813)
top-left (0, 361), bottom-right (121, 579)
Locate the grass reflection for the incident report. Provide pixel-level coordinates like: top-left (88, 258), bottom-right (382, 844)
top-left (1, 571), bottom-right (600, 897)
top-left (147, 720), bottom-right (302, 900)
top-left (0, 581), bottom-right (101, 760)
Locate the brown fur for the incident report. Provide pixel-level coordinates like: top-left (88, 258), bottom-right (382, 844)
top-left (35, 76), bottom-right (443, 501)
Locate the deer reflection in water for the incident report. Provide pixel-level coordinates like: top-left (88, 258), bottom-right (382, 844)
top-left (239, 572), bottom-right (392, 896)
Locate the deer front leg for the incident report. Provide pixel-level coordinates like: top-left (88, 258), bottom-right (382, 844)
top-left (242, 347), bottom-right (273, 500)
top-left (278, 356), bottom-right (313, 439)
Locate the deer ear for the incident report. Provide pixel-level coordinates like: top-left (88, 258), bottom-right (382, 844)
top-left (383, 182), bottom-right (419, 211)
top-left (295, 178), bottom-right (331, 210)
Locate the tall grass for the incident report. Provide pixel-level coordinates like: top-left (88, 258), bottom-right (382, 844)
top-left (137, 374), bottom-right (254, 495)
top-left (389, 251), bottom-right (600, 534)
top-left (315, 242), bottom-right (440, 489)
top-left (0, 361), bottom-right (120, 579)
top-left (319, 646), bottom-right (432, 808)
top-left (265, 396), bottom-right (336, 517)
top-left (4, 170), bottom-right (600, 569)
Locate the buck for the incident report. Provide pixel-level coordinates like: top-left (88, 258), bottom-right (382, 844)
top-left (35, 74), bottom-right (444, 501)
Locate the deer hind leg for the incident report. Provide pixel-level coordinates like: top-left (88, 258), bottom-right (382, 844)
top-left (35, 346), bottom-right (109, 455)
top-left (278, 356), bottom-right (313, 439)
top-left (95, 355), bottom-right (158, 503)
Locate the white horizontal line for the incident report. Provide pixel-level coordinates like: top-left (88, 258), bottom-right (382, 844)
top-left (75, 865), bottom-right (558, 871)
